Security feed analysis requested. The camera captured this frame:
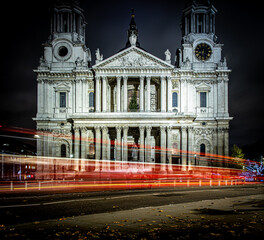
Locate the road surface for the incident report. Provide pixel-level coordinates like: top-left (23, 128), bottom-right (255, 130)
top-left (0, 184), bottom-right (263, 239)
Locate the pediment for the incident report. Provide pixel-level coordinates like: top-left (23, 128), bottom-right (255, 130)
top-left (54, 83), bottom-right (70, 92)
top-left (93, 46), bottom-right (173, 69)
top-left (196, 83), bottom-right (211, 92)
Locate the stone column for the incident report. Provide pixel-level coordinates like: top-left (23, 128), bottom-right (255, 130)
top-left (102, 126), bottom-right (109, 170)
top-left (145, 126), bottom-right (152, 162)
top-left (95, 126), bottom-right (101, 161)
top-left (123, 126), bottom-right (128, 161)
top-left (140, 76), bottom-right (144, 112)
top-left (224, 128), bottom-right (229, 157)
top-left (160, 76), bottom-right (167, 112)
top-left (167, 126), bottom-right (172, 166)
top-left (146, 77), bottom-right (151, 112)
top-left (80, 127), bottom-right (86, 159)
top-left (102, 76), bottom-right (107, 112)
top-left (217, 128), bottom-right (224, 165)
top-left (139, 126), bottom-right (145, 162)
top-left (74, 127), bottom-right (80, 171)
top-left (95, 76), bottom-right (101, 112)
top-left (80, 127), bottom-right (87, 171)
top-left (123, 76), bottom-right (128, 112)
top-left (167, 76), bottom-right (172, 112)
top-left (187, 127), bottom-right (194, 166)
top-left (116, 126), bottom-right (122, 161)
top-left (160, 126), bottom-right (167, 166)
top-left (116, 76), bottom-right (121, 112)
top-left (102, 126), bottom-right (108, 161)
top-left (181, 126), bottom-right (188, 166)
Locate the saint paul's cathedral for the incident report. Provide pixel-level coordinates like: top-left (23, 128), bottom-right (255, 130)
top-left (34, 0), bottom-right (232, 171)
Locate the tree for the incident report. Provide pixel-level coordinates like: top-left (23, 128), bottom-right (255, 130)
top-left (129, 91), bottom-right (139, 112)
top-left (231, 144), bottom-right (245, 159)
top-left (231, 144), bottom-right (245, 168)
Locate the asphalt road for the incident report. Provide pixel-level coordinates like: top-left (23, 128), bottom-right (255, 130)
top-left (0, 184), bottom-right (264, 239)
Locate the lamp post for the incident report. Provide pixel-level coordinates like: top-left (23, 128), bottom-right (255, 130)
top-left (194, 154), bottom-right (197, 166)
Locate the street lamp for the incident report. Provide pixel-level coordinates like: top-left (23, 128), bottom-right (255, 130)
top-left (194, 154), bottom-right (197, 166)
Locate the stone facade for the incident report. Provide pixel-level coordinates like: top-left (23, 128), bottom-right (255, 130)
top-left (34, 0), bottom-right (232, 170)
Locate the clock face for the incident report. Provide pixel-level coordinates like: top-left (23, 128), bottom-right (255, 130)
top-left (195, 43), bottom-right (212, 61)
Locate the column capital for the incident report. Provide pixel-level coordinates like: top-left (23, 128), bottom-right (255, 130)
top-left (122, 76), bottom-right (128, 81)
top-left (80, 126), bottom-right (87, 132)
top-left (160, 126), bottom-right (166, 133)
top-left (73, 126), bottom-right (80, 131)
top-left (115, 125), bottom-right (122, 132)
top-left (95, 76), bottom-right (101, 80)
top-left (116, 76), bottom-right (121, 81)
top-left (139, 76), bottom-right (145, 81)
top-left (160, 76), bottom-right (166, 81)
top-left (139, 126), bottom-right (145, 132)
top-left (102, 126), bottom-right (108, 133)
top-left (146, 125), bottom-right (152, 134)
top-left (167, 126), bottom-right (172, 132)
top-left (123, 126), bottom-right (129, 132)
top-left (181, 126), bottom-right (188, 133)
top-left (146, 76), bottom-right (151, 81)
top-left (102, 76), bottom-right (108, 80)
top-left (94, 126), bottom-right (101, 131)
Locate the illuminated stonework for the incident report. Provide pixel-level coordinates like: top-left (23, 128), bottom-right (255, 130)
top-left (34, 1), bottom-right (232, 171)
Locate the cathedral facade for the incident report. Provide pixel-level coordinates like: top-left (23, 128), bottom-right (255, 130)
top-left (34, 0), bottom-right (232, 170)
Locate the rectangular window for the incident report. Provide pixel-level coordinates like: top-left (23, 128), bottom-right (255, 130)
top-left (200, 92), bottom-right (207, 107)
top-left (60, 92), bottom-right (66, 108)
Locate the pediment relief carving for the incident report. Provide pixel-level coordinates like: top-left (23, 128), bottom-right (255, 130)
top-left (94, 47), bottom-right (173, 69)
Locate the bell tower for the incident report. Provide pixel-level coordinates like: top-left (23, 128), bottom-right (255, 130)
top-left (49, 0), bottom-right (86, 44)
top-left (176, 0), bottom-right (225, 69)
top-left (38, 0), bottom-right (91, 72)
top-left (34, 0), bottom-right (94, 159)
top-left (181, 0), bottom-right (217, 43)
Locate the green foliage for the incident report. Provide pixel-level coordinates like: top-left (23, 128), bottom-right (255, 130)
top-left (230, 144), bottom-right (245, 169)
top-left (129, 91), bottom-right (139, 112)
top-left (231, 144), bottom-right (245, 159)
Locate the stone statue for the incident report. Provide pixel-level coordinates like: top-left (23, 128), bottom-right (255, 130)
top-left (165, 49), bottom-right (171, 64)
top-left (95, 48), bottom-right (103, 64)
top-left (129, 32), bottom-right (137, 46)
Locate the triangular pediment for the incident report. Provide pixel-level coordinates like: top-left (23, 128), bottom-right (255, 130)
top-left (93, 46), bottom-right (174, 69)
top-left (196, 83), bottom-right (211, 92)
top-left (54, 83), bottom-right (71, 92)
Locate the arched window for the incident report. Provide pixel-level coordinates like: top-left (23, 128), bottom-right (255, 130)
top-left (89, 92), bottom-right (94, 107)
top-left (172, 92), bottom-right (178, 108)
top-left (200, 144), bottom-right (205, 156)
top-left (61, 144), bottom-right (66, 157)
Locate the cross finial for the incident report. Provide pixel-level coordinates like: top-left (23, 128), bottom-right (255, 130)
top-left (131, 8), bottom-right (135, 18)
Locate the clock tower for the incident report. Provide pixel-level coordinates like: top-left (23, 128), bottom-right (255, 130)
top-left (175, 0), bottom-right (232, 158)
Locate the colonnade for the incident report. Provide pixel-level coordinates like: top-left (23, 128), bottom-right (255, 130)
top-left (95, 76), bottom-right (172, 112)
top-left (73, 125), bottom-right (196, 170)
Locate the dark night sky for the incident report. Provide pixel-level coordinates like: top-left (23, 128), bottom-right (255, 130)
top-left (1, 0), bottom-right (264, 148)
